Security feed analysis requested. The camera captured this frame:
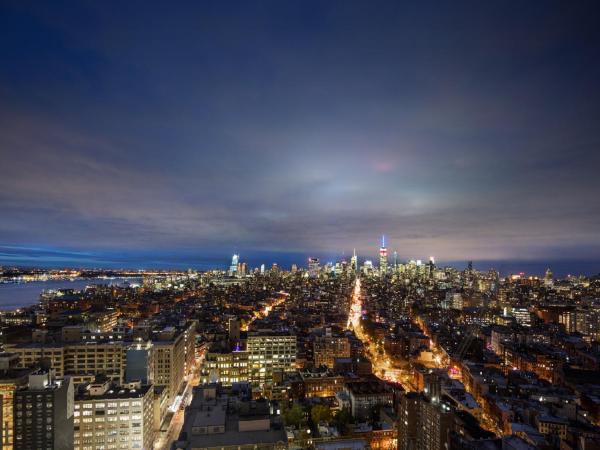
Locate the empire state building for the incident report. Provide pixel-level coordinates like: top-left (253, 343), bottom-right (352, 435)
top-left (379, 235), bottom-right (388, 274)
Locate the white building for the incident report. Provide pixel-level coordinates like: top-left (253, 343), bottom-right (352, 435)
top-left (74, 380), bottom-right (154, 450)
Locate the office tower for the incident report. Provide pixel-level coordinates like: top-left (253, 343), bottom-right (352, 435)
top-left (13, 370), bottom-right (74, 450)
top-left (125, 340), bottom-right (154, 384)
top-left (350, 249), bottom-right (358, 273)
top-left (379, 235), bottom-right (388, 274)
top-left (246, 332), bottom-right (296, 386)
top-left (260, 264), bottom-right (265, 275)
top-left (237, 262), bottom-right (248, 277)
top-left (73, 380), bottom-right (154, 450)
top-left (544, 268), bottom-right (554, 287)
top-left (229, 254), bottom-right (239, 276)
top-left (308, 257), bottom-right (320, 277)
top-left (291, 264), bottom-right (298, 273)
top-left (428, 256), bottom-right (435, 278)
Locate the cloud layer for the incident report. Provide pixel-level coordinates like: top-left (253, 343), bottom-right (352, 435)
top-left (0, 1), bottom-right (599, 267)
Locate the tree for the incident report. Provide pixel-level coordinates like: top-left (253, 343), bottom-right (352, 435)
top-left (311, 404), bottom-right (331, 425)
top-left (284, 404), bottom-right (304, 428)
top-left (333, 406), bottom-right (353, 435)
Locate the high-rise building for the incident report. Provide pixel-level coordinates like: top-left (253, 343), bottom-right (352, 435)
top-left (152, 324), bottom-right (196, 406)
top-left (13, 370), bottom-right (74, 450)
top-left (350, 249), bottom-right (358, 273)
top-left (428, 256), bottom-right (435, 278)
top-left (379, 235), bottom-right (388, 274)
top-left (229, 254), bottom-right (239, 276)
top-left (398, 391), bottom-right (453, 450)
top-left (544, 268), bottom-right (554, 288)
top-left (398, 392), bottom-right (419, 450)
top-left (308, 257), bottom-right (320, 277)
top-left (0, 353), bottom-right (31, 450)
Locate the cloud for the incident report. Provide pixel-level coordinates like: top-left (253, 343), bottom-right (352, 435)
top-left (0, 1), bottom-right (599, 266)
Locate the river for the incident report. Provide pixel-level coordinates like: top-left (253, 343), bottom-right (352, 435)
top-left (0, 278), bottom-right (141, 311)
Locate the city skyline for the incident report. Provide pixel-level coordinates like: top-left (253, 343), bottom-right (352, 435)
top-left (1, 241), bottom-right (598, 277)
top-left (2, 3), bottom-right (600, 449)
top-left (1, 1), bottom-right (600, 269)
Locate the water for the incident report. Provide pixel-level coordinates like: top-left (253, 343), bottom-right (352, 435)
top-left (0, 278), bottom-right (141, 311)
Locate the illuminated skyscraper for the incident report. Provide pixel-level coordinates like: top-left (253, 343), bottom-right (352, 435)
top-left (350, 248), bottom-right (358, 273)
top-left (379, 235), bottom-right (387, 274)
top-left (308, 257), bottom-right (320, 277)
top-left (229, 254), bottom-right (239, 276)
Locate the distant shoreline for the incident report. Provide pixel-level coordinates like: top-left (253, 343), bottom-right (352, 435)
top-left (0, 277), bottom-right (142, 311)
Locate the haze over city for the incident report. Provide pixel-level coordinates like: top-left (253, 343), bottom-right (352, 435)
top-left (1, 1), bottom-right (599, 273)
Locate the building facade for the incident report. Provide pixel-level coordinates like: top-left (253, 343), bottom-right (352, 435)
top-left (73, 380), bottom-right (154, 450)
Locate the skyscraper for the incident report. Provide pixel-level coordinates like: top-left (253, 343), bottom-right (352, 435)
top-left (350, 248), bottom-right (358, 273)
top-left (379, 235), bottom-right (388, 274)
top-left (308, 257), bottom-right (320, 277)
top-left (229, 254), bottom-right (239, 276)
top-left (544, 267), bottom-right (554, 287)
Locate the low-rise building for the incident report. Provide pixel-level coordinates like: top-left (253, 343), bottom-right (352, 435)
top-left (344, 379), bottom-right (393, 421)
top-left (174, 384), bottom-right (287, 450)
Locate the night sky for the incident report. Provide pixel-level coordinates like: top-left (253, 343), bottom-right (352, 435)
top-left (1, 1), bottom-right (599, 272)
